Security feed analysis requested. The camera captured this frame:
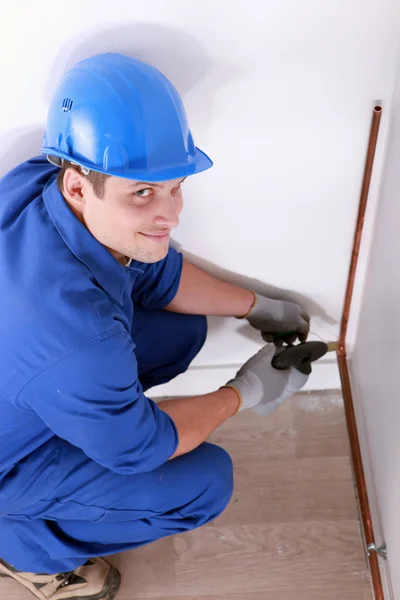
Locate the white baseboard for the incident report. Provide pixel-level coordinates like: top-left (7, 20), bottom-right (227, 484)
top-left (147, 358), bottom-right (341, 397)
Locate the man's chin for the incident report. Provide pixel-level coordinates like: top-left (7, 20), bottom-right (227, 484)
top-left (129, 243), bottom-right (169, 264)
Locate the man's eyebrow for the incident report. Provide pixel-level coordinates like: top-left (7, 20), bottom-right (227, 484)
top-left (129, 177), bottom-right (187, 188)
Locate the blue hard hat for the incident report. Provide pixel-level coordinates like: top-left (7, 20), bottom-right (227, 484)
top-left (41, 53), bottom-right (213, 181)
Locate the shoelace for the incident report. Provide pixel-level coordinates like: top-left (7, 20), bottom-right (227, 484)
top-left (56, 572), bottom-right (76, 589)
top-left (54, 560), bottom-right (93, 590)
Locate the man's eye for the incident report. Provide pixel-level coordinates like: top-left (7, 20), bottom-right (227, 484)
top-left (135, 188), bottom-right (152, 197)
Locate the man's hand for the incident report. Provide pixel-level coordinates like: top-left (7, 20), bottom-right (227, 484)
top-left (244, 293), bottom-right (310, 346)
top-left (160, 344), bottom-right (309, 458)
top-left (165, 261), bottom-right (310, 345)
top-left (224, 344), bottom-right (308, 416)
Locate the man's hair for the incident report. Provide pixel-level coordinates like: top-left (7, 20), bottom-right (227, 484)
top-left (57, 160), bottom-right (110, 198)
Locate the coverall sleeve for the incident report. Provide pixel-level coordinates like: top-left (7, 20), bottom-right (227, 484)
top-left (132, 247), bottom-right (183, 309)
top-left (15, 331), bottom-right (179, 474)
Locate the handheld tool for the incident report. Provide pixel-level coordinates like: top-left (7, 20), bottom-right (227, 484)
top-left (271, 340), bottom-right (338, 375)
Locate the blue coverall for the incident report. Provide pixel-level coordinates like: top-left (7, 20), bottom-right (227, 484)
top-left (0, 158), bottom-right (234, 574)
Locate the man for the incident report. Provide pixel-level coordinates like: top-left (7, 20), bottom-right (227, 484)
top-left (0, 53), bottom-right (310, 600)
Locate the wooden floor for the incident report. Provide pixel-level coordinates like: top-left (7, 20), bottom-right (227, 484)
top-left (1, 391), bottom-right (373, 600)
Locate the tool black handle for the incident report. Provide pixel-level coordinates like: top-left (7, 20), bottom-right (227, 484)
top-left (271, 341), bottom-right (329, 375)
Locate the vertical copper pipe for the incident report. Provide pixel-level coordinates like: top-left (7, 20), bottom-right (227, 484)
top-left (337, 106), bottom-right (383, 600)
top-left (339, 106), bottom-right (382, 351)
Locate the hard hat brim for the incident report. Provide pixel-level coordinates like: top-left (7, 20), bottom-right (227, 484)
top-left (42, 146), bottom-right (213, 183)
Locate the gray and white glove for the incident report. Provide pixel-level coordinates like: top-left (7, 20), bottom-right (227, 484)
top-left (225, 344), bottom-right (308, 416)
top-left (244, 293), bottom-right (310, 346)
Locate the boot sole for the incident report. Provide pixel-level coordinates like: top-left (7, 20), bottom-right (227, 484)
top-left (0, 563), bottom-right (121, 600)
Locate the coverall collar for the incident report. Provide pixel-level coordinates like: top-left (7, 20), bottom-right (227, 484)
top-left (42, 176), bottom-right (143, 305)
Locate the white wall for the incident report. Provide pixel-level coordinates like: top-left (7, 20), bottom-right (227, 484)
top-left (1, 1), bottom-right (399, 393)
top-left (350, 47), bottom-right (400, 599)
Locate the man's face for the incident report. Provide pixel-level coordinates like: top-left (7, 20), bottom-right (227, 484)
top-left (65, 171), bottom-right (184, 264)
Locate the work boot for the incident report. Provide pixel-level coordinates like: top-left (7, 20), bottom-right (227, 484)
top-left (0, 557), bottom-right (121, 600)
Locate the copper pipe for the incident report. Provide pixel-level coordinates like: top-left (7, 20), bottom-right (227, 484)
top-left (337, 354), bottom-right (384, 600)
top-left (339, 106), bottom-right (382, 352)
top-left (337, 106), bottom-right (383, 599)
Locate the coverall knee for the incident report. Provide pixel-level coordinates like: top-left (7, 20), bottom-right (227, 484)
top-left (0, 310), bottom-right (234, 574)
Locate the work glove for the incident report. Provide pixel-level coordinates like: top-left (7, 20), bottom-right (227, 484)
top-left (242, 292), bottom-right (310, 346)
top-left (223, 344), bottom-right (308, 416)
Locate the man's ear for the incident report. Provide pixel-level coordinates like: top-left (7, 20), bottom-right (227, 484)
top-left (62, 168), bottom-right (88, 214)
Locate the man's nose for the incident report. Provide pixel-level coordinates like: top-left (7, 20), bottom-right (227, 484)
top-left (154, 196), bottom-right (180, 228)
